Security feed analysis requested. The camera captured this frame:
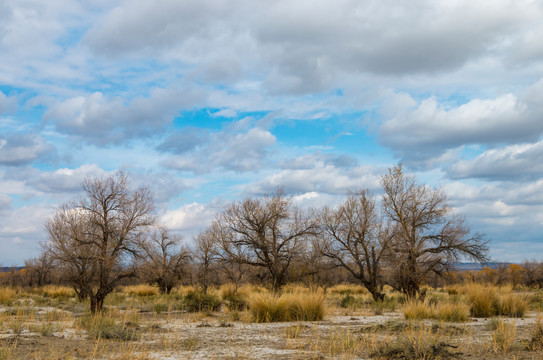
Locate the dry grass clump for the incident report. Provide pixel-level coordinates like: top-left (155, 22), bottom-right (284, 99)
top-left (372, 323), bottom-right (460, 359)
top-left (173, 285), bottom-right (196, 296)
top-left (491, 319), bottom-right (517, 353)
top-left (78, 314), bottom-right (140, 341)
top-left (122, 284), bottom-right (159, 297)
top-left (457, 283), bottom-right (527, 318)
top-left (41, 285), bottom-right (75, 298)
top-left (0, 287), bottom-right (16, 305)
top-left (249, 292), bottom-right (325, 322)
top-left (328, 284), bottom-right (368, 295)
top-left (526, 315), bottom-right (543, 351)
top-left (403, 300), bottom-right (469, 322)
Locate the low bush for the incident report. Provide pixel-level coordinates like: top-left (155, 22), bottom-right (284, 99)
top-left (224, 293), bottom-right (248, 311)
top-left (78, 315), bottom-right (140, 341)
top-left (184, 291), bottom-right (222, 312)
top-left (526, 315), bottom-right (543, 351)
top-left (372, 323), bottom-right (459, 359)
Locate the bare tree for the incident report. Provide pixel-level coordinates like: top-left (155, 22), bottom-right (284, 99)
top-left (24, 253), bottom-right (54, 287)
top-left (217, 190), bottom-right (318, 292)
top-left (139, 226), bottom-right (190, 294)
top-left (44, 172), bottom-right (155, 314)
top-left (193, 227), bottom-right (220, 294)
top-left (316, 190), bottom-right (392, 301)
top-left (381, 164), bottom-right (488, 299)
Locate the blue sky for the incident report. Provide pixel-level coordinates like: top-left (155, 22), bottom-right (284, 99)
top-left (1, 0), bottom-right (543, 265)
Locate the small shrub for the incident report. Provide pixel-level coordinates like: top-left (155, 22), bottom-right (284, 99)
top-left (224, 293), bottom-right (248, 311)
top-left (184, 291), bottom-right (222, 312)
top-left (340, 294), bottom-right (356, 308)
top-left (372, 323), bottom-right (459, 359)
top-left (79, 315), bottom-right (140, 341)
top-left (371, 297), bottom-right (398, 314)
top-left (182, 336), bottom-right (199, 351)
top-left (153, 302), bottom-right (169, 314)
top-left (492, 319), bottom-right (516, 353)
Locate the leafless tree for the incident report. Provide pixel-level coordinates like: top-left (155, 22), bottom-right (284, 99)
top-left (381, 164), bottom-right (488, 299)
top-left (139, 226), bottom-right (190, 294)
top-left (217, 190), bottom-right (318, 292)
top-left (316, 190), bottom-right (392, 301)
top-left (24, 253), bottom-right (54, 287)
top-left (44, 172), bottom-right (155, 314)
top-left (193, 227), bottom-right (220, 294)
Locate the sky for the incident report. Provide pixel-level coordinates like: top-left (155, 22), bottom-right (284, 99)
top-left (1, 0), bottom-right (543, 266)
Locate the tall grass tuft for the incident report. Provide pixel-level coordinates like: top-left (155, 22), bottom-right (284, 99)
top-left (496, 293), bottom-right (528, 318)
top-left (492, 319), bottom-right (516, 353)
top-left (402, 300), bottom-right (469, 322)
top-left (41, 285), bottom-right (75, 299)
top-left (121, 284), bottom-right (159, 297)
top-left (526, 315), bottom-right (543, 351)
top-left (0, 287), bottom-right (16, 305)
top-left (249, 292), bottom-right (325, 323)
top-left (459, 283), bottom-right (527, 317)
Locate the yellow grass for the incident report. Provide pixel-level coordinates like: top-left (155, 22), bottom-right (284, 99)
top-left (402, 300), bottom-right (469, 322)
top-left (121, 284), bottom-right (159, 297)
top-left (328, 284), bottom-right (368, 295)
top-left (41, 285), bottom-right (75, 298)
top-left (249, 291), bottom-right (325, 322)
top-left (456, 283), bottom-right (527, 317)
top-left (0, 287), bottom-right (16, 304)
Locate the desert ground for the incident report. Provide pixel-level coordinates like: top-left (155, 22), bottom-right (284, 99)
top-left (1, 283), bottom-right (542, 360)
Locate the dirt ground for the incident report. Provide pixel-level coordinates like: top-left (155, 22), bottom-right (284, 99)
top-left (2, 305), bottom-right (543, 360)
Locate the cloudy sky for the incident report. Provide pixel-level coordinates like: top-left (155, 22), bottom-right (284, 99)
top-left (1, 0), bottom-right (543, 265)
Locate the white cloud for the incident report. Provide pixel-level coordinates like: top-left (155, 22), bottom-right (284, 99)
top-left (163, 125), bottom-right (276, 173)
top-left (44, 87), bottom-right (205, 144)
top-left (0, 133), bottom-right (55, 166)
top-left (0, 91), bottom-right (16, 114)
top-left (379, 78), bottom-right (543, 164)
top-left (161, 202), bottom-right (219, 236)
top-left (245, 163), bottom-right (382, 195)
top-left (449, 141), bottom-right (543, 180)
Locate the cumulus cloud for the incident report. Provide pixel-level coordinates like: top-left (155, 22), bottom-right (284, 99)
top-left (0, 133), bottom-right (56, 166)
top-left (6, 164), bottom-right (109, 194)
top-left (44, 87), bottom-right (205, 145)
top-left (161, 202), bottom-right (220, 235)
top-left (449, 141), bottom-right (543, 181)
top-left (83, 0), bottom-right (542, 94)
top-left (162, 124), bottom-right (276, 173)
top-left (245, 162), bottom-right (382, 195)
top-left (378, 78), bottom-right (543, 164)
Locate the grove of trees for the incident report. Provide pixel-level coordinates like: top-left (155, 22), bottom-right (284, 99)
top-left (31, 165), bottom-right (492, 313)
